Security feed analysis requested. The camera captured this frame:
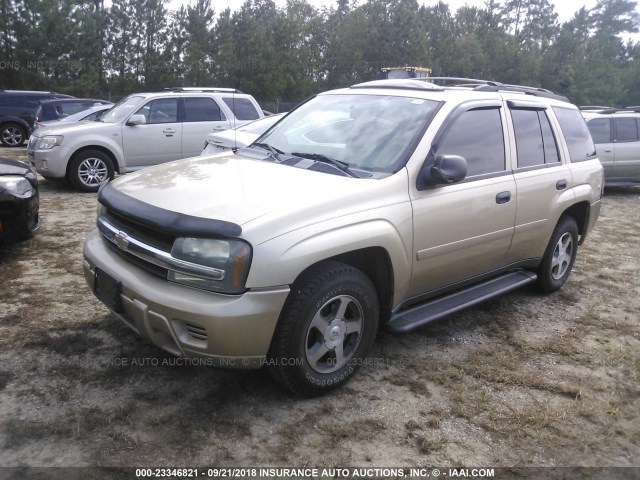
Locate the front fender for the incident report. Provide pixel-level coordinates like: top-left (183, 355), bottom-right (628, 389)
top-left (70, 133), bottom-right (125, 170)
top-left (246, 202), bottom-right (413, 307)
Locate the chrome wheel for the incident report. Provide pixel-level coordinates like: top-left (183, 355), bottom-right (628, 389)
top-left (305, 294), bottom-right (363, 374)
top-left (1, 125), bottom-right (24, 146)
top-left (78, 157), bottom-right (109, 187)
top-left (551, 232), bottom-right (574, 280)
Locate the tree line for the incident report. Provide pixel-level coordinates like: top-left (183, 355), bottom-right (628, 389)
top-left (0, 0), bottom-right (639, 107)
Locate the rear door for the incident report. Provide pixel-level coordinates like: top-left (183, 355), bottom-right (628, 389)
top-left (122, 97), bottom-right (182, 168)
top-left (611, 116), bottom-right (640, 182)
top-left (507, 101), bottom-right (573, 261)
top-left (180, 96), bottom-right (231, 158)
top-left (409, 101), bottom-right (516, 296)
top-left (585, 117), bottom-right (615, 177)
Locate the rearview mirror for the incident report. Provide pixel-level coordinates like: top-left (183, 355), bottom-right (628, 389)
top-left (427, 154), bottom-right (467, 185)
top-left (126, 114), bottom-right (146, 126)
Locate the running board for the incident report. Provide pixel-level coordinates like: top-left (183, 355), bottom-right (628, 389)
top-left (386, 271), bottom-right (538, 333)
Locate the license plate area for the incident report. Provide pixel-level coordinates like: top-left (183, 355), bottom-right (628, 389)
top-left (94, 268), bottom-right (123, 313)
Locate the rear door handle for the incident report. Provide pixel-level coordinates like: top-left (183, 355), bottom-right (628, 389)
top-left (556, 179), bottom-right (567, 190)
top-left (496, 191), bottom-right (511, 204)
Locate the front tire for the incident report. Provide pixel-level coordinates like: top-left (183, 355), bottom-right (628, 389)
top-left (68, 150), bottom-right (114, 192)
top-left (267, 261), bottom-right (379, 396)
top-left (538, 215), bottom-right (579, 293)
top-left (0, 123), bottom-right (27, 147)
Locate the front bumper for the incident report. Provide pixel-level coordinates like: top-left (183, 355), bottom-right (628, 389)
top-left (28, 139), bottom-right (70, 179)
top-left (83, 229), bottom-right (290, 368)
top-left (0, 189), bottom-right (40, 241)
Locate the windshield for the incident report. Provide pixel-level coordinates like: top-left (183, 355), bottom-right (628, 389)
top-left (99, 95), bottom-right (145, 123)
top-left (257, 94), bottom-right (440, 174)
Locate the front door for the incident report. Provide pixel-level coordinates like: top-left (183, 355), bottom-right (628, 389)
top-left (409, 102), bottom-right (516, 297)
top-left (122, 97), bottom-right (182, 169)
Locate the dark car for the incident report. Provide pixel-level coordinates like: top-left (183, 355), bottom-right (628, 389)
top-left (34, 98), bottom-right (112, 128)
top-left (0, 157), bottom-right (40, 243)
top-left (0, 90), bottom-right (73, 147)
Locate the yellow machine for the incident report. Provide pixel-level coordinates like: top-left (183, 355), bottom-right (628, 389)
top-left (381, 66), bottom-right (432, 79)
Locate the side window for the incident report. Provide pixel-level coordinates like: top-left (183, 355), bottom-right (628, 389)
top-left (539, 111), bottom-right (560, 164)
top-left (511, 109), bottom-right (544, 168)
top-left (436, 108), bottom-right (505, 177)
top-left (222, 97), bottom-right (261, 121)
top-left (184, 97), bottom-right (224, 122)
top-left (614, 117), bottom-right (638, 142)
top-left (552, 107), bottom-right (596, 162)
top-left (587, 118), bottom-right (612, 144)
top-left (135, 98), bottom-right (178, 124)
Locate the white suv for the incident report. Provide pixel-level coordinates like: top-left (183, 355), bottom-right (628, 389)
top-left (27, 88), bottom-right (263, 191)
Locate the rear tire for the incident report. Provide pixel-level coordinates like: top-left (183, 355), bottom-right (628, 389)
top-left (68, 150), bottom-right (114, 192)
top-left (538, 215), bottom-right (579, 293)
top-left (0, 123), bottom-right (27, 147)
top-left (267, 261), bottom-right (379, 396)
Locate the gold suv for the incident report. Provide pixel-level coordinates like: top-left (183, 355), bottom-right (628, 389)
top-left (83, 78), bottom-right (604, 396)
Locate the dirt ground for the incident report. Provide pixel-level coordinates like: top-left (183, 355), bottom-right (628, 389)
top-left (0, 146), bottom-right (639, 475)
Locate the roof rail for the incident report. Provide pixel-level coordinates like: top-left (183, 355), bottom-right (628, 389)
top-left (351, 79), bottom-right (444, 91)
top-left (426, 77), bottom-right (569, 102)
top-left (591, 107), bottom-right (640, 114)
top-left (579, 105), bottom-right (613, 111)
top-left (164, 87), bottom-right (243, 94)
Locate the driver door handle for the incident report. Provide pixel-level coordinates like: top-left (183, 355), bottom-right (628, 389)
top-left (496, 191), bottom-right (511, 204)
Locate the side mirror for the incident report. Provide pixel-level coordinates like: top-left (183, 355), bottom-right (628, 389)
top-left (427, 154), bottom-right (467, 185)
top-left (126, 114), bottom-right (147, 126)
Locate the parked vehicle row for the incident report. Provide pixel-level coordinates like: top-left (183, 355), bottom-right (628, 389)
top-left (28, 88), bottom-right (264, 191)
top-left (0, 90), bottom-right (112, 147)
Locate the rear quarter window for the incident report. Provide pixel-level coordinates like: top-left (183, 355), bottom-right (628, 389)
top-left (552, 106), bottom-right (596, 162)
top-left (222, 97), bottom-right (261, 121)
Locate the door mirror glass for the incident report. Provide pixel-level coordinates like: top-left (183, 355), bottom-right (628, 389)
top-left (127, 114), bottom-right (147, 126)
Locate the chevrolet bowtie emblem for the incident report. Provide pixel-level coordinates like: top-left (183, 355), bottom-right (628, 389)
top-left (114, 231), bottom-right (129, 251)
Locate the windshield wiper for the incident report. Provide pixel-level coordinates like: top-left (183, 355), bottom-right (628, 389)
top-left (291, 152), bottom-right (358, 178)
top-left (253, 142), bottom-right (284, 162)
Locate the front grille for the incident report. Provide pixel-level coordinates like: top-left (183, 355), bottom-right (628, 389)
top-left (104, 240), bottom-right (167, 279)
top-left (105, 209), bottom-right (175, 252)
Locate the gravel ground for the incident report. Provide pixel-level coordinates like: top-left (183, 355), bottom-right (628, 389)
top-left (0, 146), bottom-right (638, 477)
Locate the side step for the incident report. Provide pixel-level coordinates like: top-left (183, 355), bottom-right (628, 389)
top-left (386, 271), bottom-right (538, 333)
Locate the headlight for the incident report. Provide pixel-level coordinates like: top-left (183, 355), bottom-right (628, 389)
top-left (0, 176), bottom-right (33, 197)
top-left (168, 238), bottom-right (252, 294)
top-left (37, 136), bottom-right (63, 150)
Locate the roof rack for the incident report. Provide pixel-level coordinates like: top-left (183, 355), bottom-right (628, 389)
top-left (164, 87), bottom-right (243, 94)
top-left (426, 77), bottom-right (569, 102)
top-left (586, 107), bottom-right (640, 114)
top-left (579, 105), bottom-right (613, 111)
top-left (351, 79), bottom-right (444, 91)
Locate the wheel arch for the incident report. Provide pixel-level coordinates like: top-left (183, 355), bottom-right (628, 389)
top-left (561, 201), bottom-right (591, 245)
top-left (288, 247), bottom-right (395, 325)
top-left (67, 146), bottom-right (120, 179)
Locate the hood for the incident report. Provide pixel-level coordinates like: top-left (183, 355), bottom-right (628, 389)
top-left (106, 153), bottom-right (403, 240)
top-left (0, 157), bottom-right (31, 176)
top-left (32, 120), bottom-right (114, 137)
